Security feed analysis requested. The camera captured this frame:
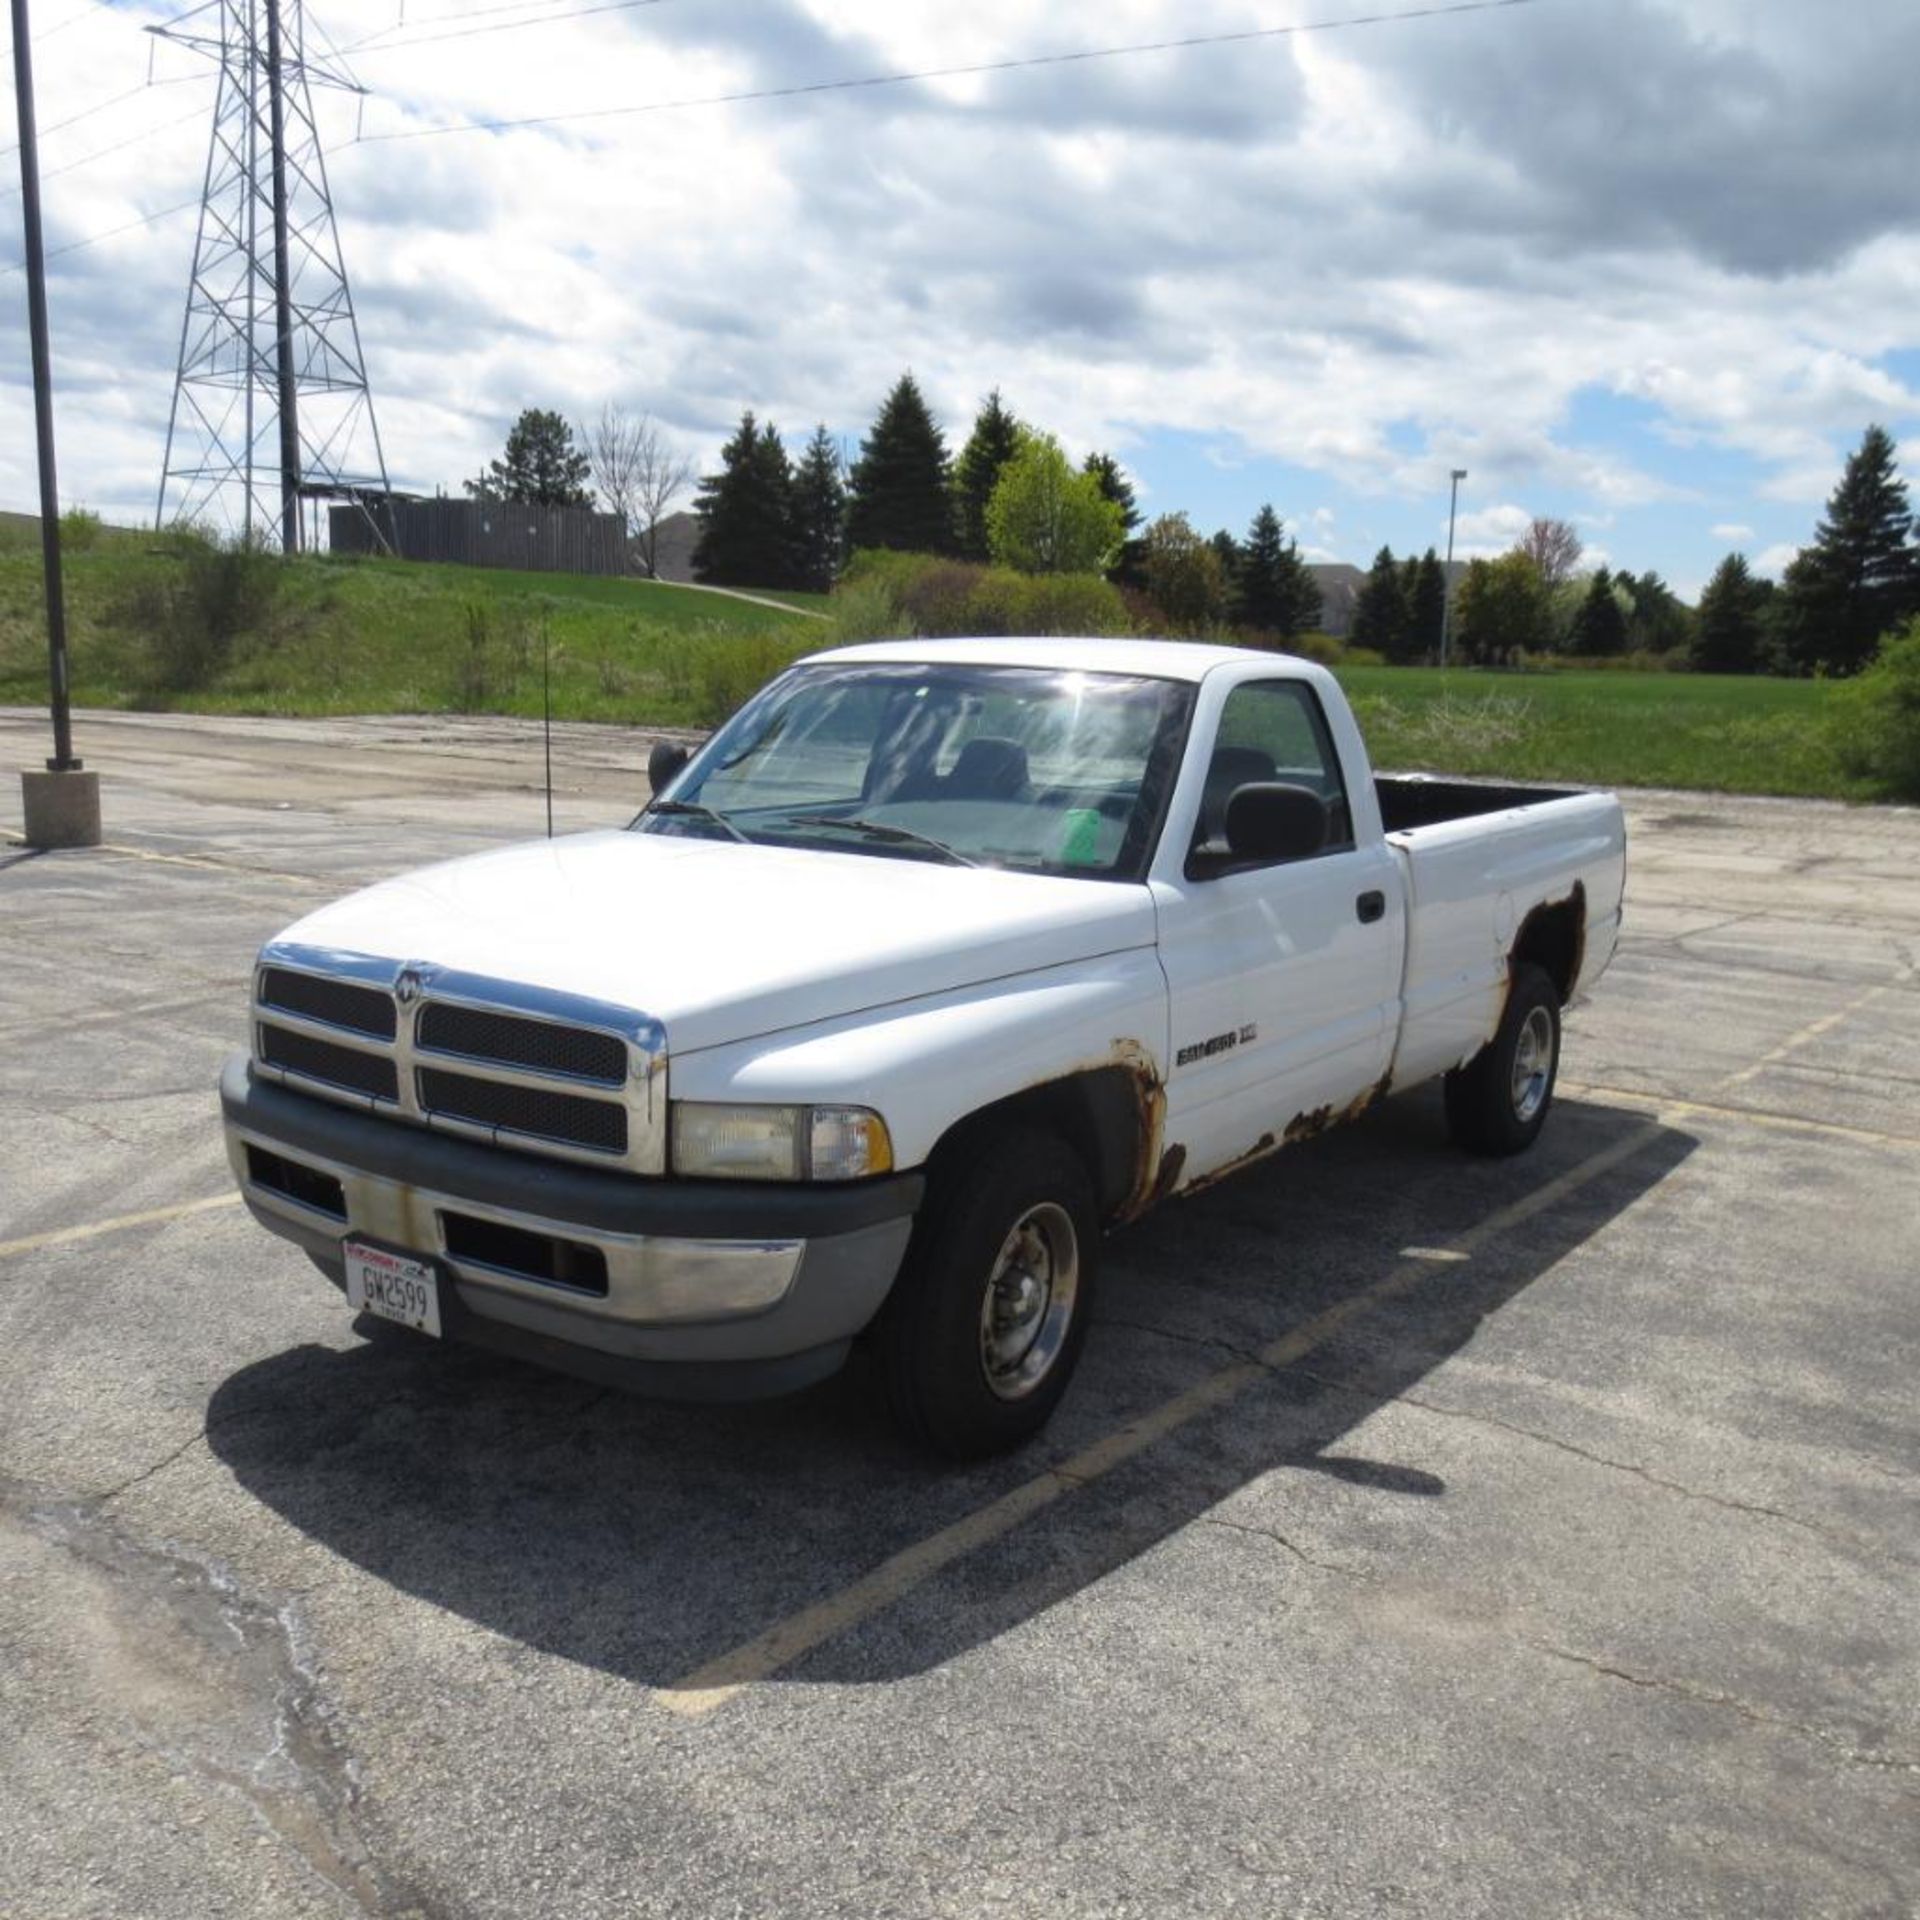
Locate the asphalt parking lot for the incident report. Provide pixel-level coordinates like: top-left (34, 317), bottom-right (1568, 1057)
top-left (3, 706), bottom-right (1916, 1920)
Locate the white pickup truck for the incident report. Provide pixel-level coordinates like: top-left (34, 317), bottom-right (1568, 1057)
top-left (222, 638), bottom-right (1625, 1455)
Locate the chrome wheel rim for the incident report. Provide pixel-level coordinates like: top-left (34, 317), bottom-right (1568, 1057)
top-left (979, 1201), bottom-right (1079, 1401)
top-left (1511, 1005), bottom-right (1555, 1123)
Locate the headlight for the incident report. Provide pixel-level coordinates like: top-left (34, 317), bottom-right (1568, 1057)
top-left (670, 1103), bottom-right (894, 1181)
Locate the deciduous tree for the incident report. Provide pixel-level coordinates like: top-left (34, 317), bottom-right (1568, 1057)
top-left (1520, 516), bottom-right (1584, 591)
top-left (1141, 512), bottom-right (1229, 633)
top-left (1453, 551), bottom-right (1549, 664)
top-left (585, 403), bottom-right (695, 576)
top-left (984, 432), bottom-right (1125, 575)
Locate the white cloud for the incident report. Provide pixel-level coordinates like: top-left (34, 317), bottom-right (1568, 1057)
top-left (0, 0), bottom-right (1916, 577)
top-left (1712, 522), bottom-right (1756, 541)
top-left (1753, 542), bottom-right (1801, 580)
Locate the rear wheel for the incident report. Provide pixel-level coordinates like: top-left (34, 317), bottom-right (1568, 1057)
top-left (879, 1127), bottom-right (1097, 1458)
top-left (1444, 962), bottom-right (1562, 1157)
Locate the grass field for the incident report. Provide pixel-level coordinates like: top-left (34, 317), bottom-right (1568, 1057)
top-left (1337, 665), bottom-right (1861, 799)
top-left (0, 521), bottom-right (1874, 798)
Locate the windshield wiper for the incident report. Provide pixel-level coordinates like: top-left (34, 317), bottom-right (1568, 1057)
top-left (769, 811), bottom-right (978, 867)
top-left (644, 799), bottom-right (750, 844)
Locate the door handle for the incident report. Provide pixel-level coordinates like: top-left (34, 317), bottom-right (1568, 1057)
top-left (1356, 890), bottom-right (1386, 924)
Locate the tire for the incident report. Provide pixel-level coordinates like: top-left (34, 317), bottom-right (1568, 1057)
top-left (1444, 962), bottom-right (1562, 1157)
top-left (879, 1126), bottom-right (1098, 1459)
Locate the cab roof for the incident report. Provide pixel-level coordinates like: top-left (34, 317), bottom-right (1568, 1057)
top-left (801, 636), bottom-right (1315, 684)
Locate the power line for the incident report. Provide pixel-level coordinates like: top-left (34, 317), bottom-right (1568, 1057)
top-left (0, 191), bottom-right (199, 273)
top-left (353, 0), bottom-right (1547, 145)
top-left (8, 0), bottom-right (1549, 273)
top-left (340, 0), bottom-right (681, 56)
top-left (344, 0), bottom-right (679, 58)
top-left (0, 98), bottom-right (207, 197)
top-left (0, 72), bottom-right (205, 158)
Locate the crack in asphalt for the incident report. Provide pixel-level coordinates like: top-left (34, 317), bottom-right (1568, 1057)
top-left (1292, 1366), bottom-right (1870, 1554)
top-left (1196, 1511), bottom-right (1361, 1578)
top-left (2, 1476), bottom-right (450, 1919)
top-left (1101, 1317), bottom-right (1867, 1554)
top-left (1526, 1638), bottom-right (1920, 1782)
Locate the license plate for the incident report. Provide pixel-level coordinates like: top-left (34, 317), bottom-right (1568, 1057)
top-left (343, 1239), bottom-right (443, 1338)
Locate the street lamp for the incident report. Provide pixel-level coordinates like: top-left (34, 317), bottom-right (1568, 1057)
top-left (1438, 467), bottom-right (1467, 669)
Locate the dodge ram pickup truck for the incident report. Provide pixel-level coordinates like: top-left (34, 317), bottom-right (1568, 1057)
top-left (222, 638), bottom-right (1625, 1456)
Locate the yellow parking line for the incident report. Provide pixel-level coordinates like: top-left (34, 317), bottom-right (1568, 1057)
top-left (656, 1120), bottom-right (1664, 1719)
top-left (3, 833), bottom-right (325, 888)
top-left (1717, 982), bottom-right (1891, 1092)
top-left (0, 1192), bottom-right (241, 1262)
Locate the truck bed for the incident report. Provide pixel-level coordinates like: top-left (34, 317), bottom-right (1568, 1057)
top-left (1375, 773), bottom-right (1587, 834)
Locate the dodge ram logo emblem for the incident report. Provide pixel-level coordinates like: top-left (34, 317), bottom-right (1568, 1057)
top-left (394, 967), bottom-right (424, 1007)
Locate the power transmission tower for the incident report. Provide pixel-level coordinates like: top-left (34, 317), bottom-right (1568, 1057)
top-left (152, 0), bottom-right (390, 552)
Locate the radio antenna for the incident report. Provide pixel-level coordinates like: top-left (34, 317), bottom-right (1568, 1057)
top-left (541, 620), bottom-right (554, 839)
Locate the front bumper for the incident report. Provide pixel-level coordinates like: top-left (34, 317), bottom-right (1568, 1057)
top-left (220, 1054), bottom-right (921, 1399)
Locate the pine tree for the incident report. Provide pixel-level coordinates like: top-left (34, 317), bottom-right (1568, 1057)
top-left (1692, 554), bottom-right (1767, 673)
top-left (952, 391), bottom-right (1022, 561)
top-left (1235, 505), bottom-right (1321, 638)
top-left (789, 425), bottom-right (848, 593)
top-left (1623, 570), bottom-right (1692, 654)
top-left (1210, 529), bottom-right (1243, 609)
top-left (1568, 567), bottom-right (1629, 657)
top-left (1349, 546), bottom-right (1409, 657)
top-left (692, 412), bottom-right (795, 587)
top-left (846, 373), bottom-right (954, 556)
top-left (1085, 452), bottom-right (1145, 586)
top-left (1774, 424), bottom-right (1920, 675)
top-left (466, 408), bottom-right (595, 507)
top-left (1408, 549), bottom-right (1448, 661)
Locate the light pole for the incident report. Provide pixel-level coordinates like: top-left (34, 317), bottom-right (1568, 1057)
top-left (1438, 467), bottom-right (1467, 669)
top-left (11, 0), bottom-right (101, 845)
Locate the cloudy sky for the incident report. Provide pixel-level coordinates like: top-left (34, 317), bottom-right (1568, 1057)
top-left (3, 0), bottom-right (1917, 596)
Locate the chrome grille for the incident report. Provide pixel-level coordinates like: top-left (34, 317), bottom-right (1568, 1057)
top-left (249, 943), bottom-right (666, 1172)
top-left (417, 1066), bottom-right (628, 1155)
top-left (258, 1023), bottom-right (400, 1102)
top-left (259, 967), bottom-right (396, 1039)
top-left (416, 1003), bottom-right (625, 1084)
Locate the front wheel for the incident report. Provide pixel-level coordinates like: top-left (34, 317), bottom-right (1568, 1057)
top-left (879, 1127), bottom-right (1098, 1458)
top-left (1444, 962), bottom-right (1562, 1157)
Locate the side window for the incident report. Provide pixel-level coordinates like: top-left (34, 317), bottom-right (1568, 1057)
top-left (1199, 680), bottom-right (1355, 859)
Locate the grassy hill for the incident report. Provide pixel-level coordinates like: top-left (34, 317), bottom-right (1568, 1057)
top-left (0, 518), bottom-right (823, 726)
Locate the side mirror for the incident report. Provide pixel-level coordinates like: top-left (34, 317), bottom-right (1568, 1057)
top-left (647, 739), bottom-right (690, 796)
top-left (1212, 782), bottom-right (1328, 867)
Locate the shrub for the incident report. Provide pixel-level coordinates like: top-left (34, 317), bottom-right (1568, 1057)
top-left (1833, 618), bottom-right (1920, 799)
top-left (830, 549), bottom-right (1129, 642)
top-left (115, 527), bottom-right (282, 692)
top-left (58, 507), bottom-right (103, 551)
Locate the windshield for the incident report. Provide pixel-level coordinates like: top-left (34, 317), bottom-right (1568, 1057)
top-left (633, 661), bottom-right (1194, 881)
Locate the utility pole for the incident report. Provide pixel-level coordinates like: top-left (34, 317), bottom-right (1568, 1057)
top-left (11, 0), bottom-right (101, 845)
top-left (263, 0), bottom-right (301, 553)
top-left (1439, 467), bottom-right (1467, 669)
